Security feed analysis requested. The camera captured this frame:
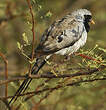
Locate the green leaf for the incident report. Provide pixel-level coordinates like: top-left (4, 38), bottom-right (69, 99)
top-left (98, 47), bottom-right (106, 53)
top-left (38, 5), bottom-right (42, 10)
top-left (29, 58), bottom-right (36, 64)
top-left (22, 33), bottom-right (29, 45)
top-left (45, 11), bottom-right (52, 17)
top-left (17, 42), bottom-right (22, 50)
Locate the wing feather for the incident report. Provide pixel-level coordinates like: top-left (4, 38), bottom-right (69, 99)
top-left (35, 15), bottom-right (84, 55)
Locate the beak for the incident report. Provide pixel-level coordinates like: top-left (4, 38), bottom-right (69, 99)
top-left (90, 19), bottom-right (95, 24)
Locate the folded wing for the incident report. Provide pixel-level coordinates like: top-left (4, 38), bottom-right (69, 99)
top-left (35, 15), bottom-right (84, 55)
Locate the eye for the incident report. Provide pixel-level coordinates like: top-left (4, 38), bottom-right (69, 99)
top-left (58, 36), bottom-right (63, 43)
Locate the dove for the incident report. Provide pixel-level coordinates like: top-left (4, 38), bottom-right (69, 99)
top-left (9, 9), bottom-right (95, 105)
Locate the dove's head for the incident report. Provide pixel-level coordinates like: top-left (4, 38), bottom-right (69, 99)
top-left (72, 9), bottom-right (95, 25)
top-left (72, 9), bottom-right (95, 32)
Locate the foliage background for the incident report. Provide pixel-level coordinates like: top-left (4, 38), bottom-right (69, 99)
top-left (0, 0), bottom-right (106, 110)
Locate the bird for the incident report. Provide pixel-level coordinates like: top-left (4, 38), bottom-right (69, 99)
top-left (9, 9), bottom-right (95, 105)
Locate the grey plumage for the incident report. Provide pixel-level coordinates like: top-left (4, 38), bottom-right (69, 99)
top-left (9, 9), bottom-right (94, 105)
top-left (35, 9), bottom-right (92, 56)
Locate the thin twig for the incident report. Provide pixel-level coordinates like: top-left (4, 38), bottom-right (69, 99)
top-left (26, 0), bottom-right (35, 76)
top-left (0, 52), bottom-right (8, 97)
top-left (37, 88), bottom-right (54, 105)
top-left (29, 90), bottom-right (53, 110)
top-left (76, 53), bottom-right (101, 63)
top-left (0, 66), bottom-right (105, 86)
top-left (24, 79), bottom-right (51, 101)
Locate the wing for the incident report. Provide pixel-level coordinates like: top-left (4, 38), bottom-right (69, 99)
top-left (35, 15), bottom-right (84, 55)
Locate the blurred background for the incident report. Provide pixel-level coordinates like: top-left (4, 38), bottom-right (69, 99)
top-left (0, 0), bottom-right (106, 110)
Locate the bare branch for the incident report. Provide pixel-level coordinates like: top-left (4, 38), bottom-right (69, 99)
top-left (75, 52), bottom-right (102, 63)
top-left (0, 66), bottom-right (105, 86)
top-left (0, 52), bottom-right (8, 97)
top-left (0, 77), bottom-right (106, 100)
top-left (26, 0), bottom-right (36, 76)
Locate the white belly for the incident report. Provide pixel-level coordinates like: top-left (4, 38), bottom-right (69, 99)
top-left (55, 30), bottom-right (87, 55)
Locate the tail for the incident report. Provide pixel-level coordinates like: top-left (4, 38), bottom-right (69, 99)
top-left (8, 57), bottom-right (46, 105)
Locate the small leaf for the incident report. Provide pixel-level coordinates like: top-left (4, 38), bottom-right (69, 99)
top-left (45, 11), bottom-right (52, 17)
top-left (17, 42), bottom-right (22, 50)
top-left (22, 33), bottom-right (29, 45)
top-left (40, 16), bottom-right (43, 19)
top-left (38, 5), bottom-right (42, 10)
top-left (32, 0), bottom-right (36, 3)
top-left (98, 48), bottom-right (106, 53)
top-left (29, 58), bottom-right (36, 64)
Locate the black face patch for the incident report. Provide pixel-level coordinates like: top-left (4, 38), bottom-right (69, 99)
top-left (84, 15), bottom-right (92, 22)
top-left (84, 15), bottom-right (92, 33)
top-left (84, 22), bottom-right (90, 33)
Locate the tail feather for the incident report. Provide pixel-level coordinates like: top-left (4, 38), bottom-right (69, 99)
top-left (8, 78), bottom-right (29, 105)
top-left (9, 58), bottom-right (46, 105)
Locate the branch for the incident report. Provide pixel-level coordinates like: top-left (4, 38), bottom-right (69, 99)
top-left (26, 0), bottom-right (36, 75)
top-left (0, 52), bottom-right (8, 97)
top-left (76, 53), bottom-right (101, 63)
top-left (35, 90), bottom-right (53, 107)
top-left (24, 79), bottom-right (51, 102)
top-left (0, 77), bottom-right (106, 100)
top-left (0, 66), bottom-right (105, 86)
